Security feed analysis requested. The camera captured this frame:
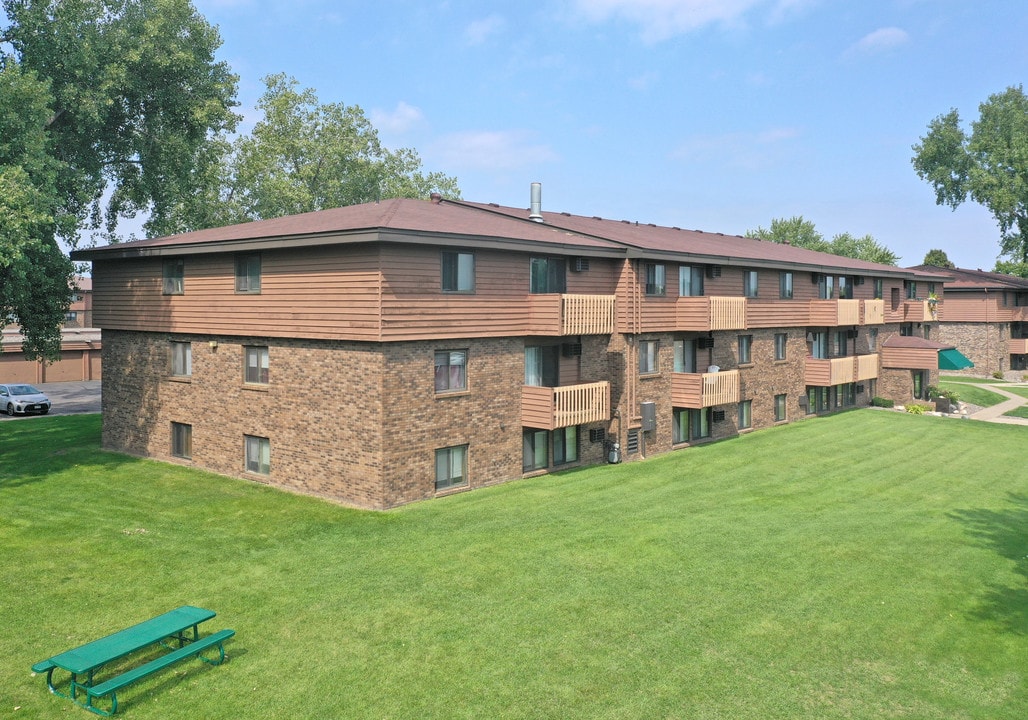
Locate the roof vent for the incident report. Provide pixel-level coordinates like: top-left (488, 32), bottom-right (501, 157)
top-left (529, 182), bottom-right (543, 222)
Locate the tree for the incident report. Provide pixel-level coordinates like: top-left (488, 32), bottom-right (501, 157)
top-left (1, 0), bottom-right (238, 358)
top-left (746, 216), bottom-right (899, 265)
top-left (922, 249), bottom-right (955, 268)
top-left (993, 261), bottom-right (1028, 278)
top-left (912, 85), bottom-right (1028, 265)
top-left (171, 74), bottom-right (460, 228)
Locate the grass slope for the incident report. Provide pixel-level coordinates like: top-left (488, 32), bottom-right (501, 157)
top-left (2, 414), bottom-right (1026, 719)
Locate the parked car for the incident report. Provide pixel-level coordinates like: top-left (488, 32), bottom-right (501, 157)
top-left (0, 383), bottom-right (52, 416)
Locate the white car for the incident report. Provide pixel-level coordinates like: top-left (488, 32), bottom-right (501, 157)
top-left (0, 383), bottom-right (52, 416)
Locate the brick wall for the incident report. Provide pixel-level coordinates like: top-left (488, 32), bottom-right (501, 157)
top-left (935, 321), bottom-right (1008, 376)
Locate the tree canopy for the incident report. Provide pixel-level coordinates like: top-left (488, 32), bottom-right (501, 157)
top-left (746, 216), bottom-right (899, 265)
top-left (1, 0), bottom-right (239, 358)
top-left (166, 74), bottom-right (461, 230)
top-left (912, 85), bottom-right (1028, 266)
top-left (922, 249), bottom-right (955, 268)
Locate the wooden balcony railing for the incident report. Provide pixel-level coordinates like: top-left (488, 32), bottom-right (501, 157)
top-left (904, 300), bottom-right (935, 322)
top-left (676, 296), bottom-right (748, 332)
top-left (521, 381), bottom-right (610, 430)
top-left (862, 299), bottom-right (885, 325)
top-left (671, 369), bottom-right (741, 409)
top-left (805, 354), bottom-right (879, 386)
top-left (526, 294), bottom-right (616, 336)
top-left (1009, 338), bottom-right (1028, 355)
top-left (809, 299), bottom-right (861, 326)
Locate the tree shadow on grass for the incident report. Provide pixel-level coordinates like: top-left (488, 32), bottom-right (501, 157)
top-left (949, 493), bottom-right (1028, 636)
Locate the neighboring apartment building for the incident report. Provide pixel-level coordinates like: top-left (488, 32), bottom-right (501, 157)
top-left (72, 193), bottom-right (956, 509)
top-left (910, 265), bottom-right (1028, 376)
top-left (0, 277), bottom-right (101, 383)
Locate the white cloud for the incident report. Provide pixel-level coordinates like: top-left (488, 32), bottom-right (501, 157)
top-left (465, 14), bottom-right (506, 46)
top-left (846, 27), bottom-right (910, 56)
top-left (432, 130), bottom-right (558, 171)
top-left (371, 102), bottom-right (425, 135)
top-left (672, 127), bottom-right (800, 171)
top-left (572, 0), bottom-right (800, 42)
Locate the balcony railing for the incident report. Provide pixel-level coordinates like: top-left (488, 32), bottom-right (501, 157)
top-left (521, 381), bottom-right (610, 430)
top-left (526, 294), bottom-right (616, 336)
top-left (904, 300), bottom-right (935, 323)
top-left (1009, 338), bottom-right (1028, 355)
top-left (863, 299), bottom-right (885, 325)
top-left (676, 296), bottom-right (748, 332)
top-left (809, 299), bottom-right (861, 326)
top-left (671, 369), bottom-right (741, 409)
top-left (805, 354), bottom-right (879, 386)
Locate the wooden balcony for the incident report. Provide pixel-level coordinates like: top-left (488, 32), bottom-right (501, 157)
top-left (521, 381), bottom-right (610, 430)
top-left (1009, 338), bottom-right (1028, 355)
top-left (671, 369), bottom-right (741, 409)
top-left (903, 300), bottom-right (935, 323)
top-left (805, 354), bottom-right (879, 386)
top-left (862, 299), bottom-right (885, 325)
top-left (809, 299), bottom-right (861, 326)
top-left (676, 296), bottom-right (748, 332)
top-left (526, 294), bottom-right (616, 336)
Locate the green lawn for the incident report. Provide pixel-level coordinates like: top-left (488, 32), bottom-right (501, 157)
top-left (940, 375), bottom-right (1009, 384)
top-left (3, 414), bottom-right (1026, 719)
top-left (939, 381), bottom-right (1009, 408)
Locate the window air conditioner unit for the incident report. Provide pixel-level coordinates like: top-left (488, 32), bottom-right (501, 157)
top-left (847, 329), bottom-right (859, 339)
top-left (706, 264), bottom-right (722, 278)
top-left (697, 336), bottom-right (714, 350)
top-left (854, 276), bottom-right (865, 285)
top-left (811, 272), bottom-right (823, 284)
top-left (589, 428), bottom-right (606, 443)
top-left (561, 342), bottom-right (583, 357)
top-left (856, 384), bottom-right (865, 394)
top-left (572, 257), bottom-right (590, 272)
top-left (712, 409), bottom-right (726, 423)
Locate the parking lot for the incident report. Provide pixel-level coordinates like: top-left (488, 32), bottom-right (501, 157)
top-left (0, 380), bottom-right (101, 420)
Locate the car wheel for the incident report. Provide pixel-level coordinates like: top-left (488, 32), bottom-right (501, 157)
top-left (41, 408), bottom-right (50, 415)
top-left (6, 403), bottom-right (14, 416)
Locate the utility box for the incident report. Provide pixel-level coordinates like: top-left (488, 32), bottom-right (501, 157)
top-left (640, 402), bottom-right (656, 431)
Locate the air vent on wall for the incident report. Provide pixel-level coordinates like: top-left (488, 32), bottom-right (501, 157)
top-left (697, 337), bottom-right (714, 350)
top-left (561, 342), bottom-right (582, 357)
top-left (855, 276), bottom-right (865, 285)
top-left (706, 264), bottom-right (722, 278)
top-left (812, 272), bottom-right (823, 284)
top-left (712, 410), bottom-right (726, 423)
top-left (572, 257), bottom-right (590, 272)
top-left (589, 428), bottom-right (606, 443)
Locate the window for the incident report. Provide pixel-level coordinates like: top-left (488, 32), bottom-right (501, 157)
top-left (171, 422), bottom-right (192, 459)
top-left (679, 265), bottom-right (704, 296)
top-left (774, 394), bottom-right (787, 422)
top-left (673, 408), bottom-right (689, 444)
top-left (738, 335), bottom-right (752, 364)
top-left (645, 263), bottom-right (666, 296)
top-left (530, 256), bottom-right (566, 294)
top-left (553, 426), bottom-right (578, 465)
top-left (774, 333), bottom-right (787, 361)
top-left (163, 259), bottom-right (184, 295)
top-left (779, 271), bottom-right (793, 299)
top-left (928, 282), bottom-right (936, 295)
top-left (639, 340), bottom-right (659, 375)
top-left (807, 386), bottom-right (828, 414)
top-left (842, 382), bottom-right (857, 407)
top-left (890, 287), bottom-right (901, 311)
top-left (244, 346), bottom-right (269, 384)
top-left (900, 323), bottom-right (913, 337)
top-left (833, 331), bottom-right (848, 357)
top-left (873, 278), bottom-right (883, 300)
top-left (65, 311), bottom-right (78, 321)
top-left (235, 253), bottom-right (261, 293)
top-left (674, 339), bottom-right (697, 373)
top-left (523, 429), bottom-right (548, 471)
top-left (906, 280), bottom-right (917, 300)
top-left (810, 330), bottom-right (828, 359)
top-left (436, 445), bottom-right (468, 490)
top-left (434, 350), bottom-right (467, 393)
top-left (738, 400), bottom-right (752, 429)
top-left (245, 435), bottom-right (270, 474)
top-left (171, 341), bottom-right (192, 377)
top-left (869, 327), bottom-right (878, 351)
top-left (818, 273), bottom-right (834, 300)
top-left (913, 370), bottom-right (927, 400)
top-left (525, 345), bottom-right (559, 387)
top-left (442, 251), bottom-right (474, 292)
top-left (743, 270), bottom-right (759, 298)
top-left (691, 408), bottom-right (711, 440)
top-left (837, 276), bottom-right (853, 299)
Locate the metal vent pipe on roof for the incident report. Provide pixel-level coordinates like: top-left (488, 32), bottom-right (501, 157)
top-left (529, 182), bottom-right (544, 222)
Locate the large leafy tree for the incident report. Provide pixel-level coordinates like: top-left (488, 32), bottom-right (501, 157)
top-left (746, 216), bottom-right (899, 265)
top-left (912, 85), bottom-right (1028, 266)
top-left (0, 0), bottom-right (238, 358)
top-left (169, 74), bottom-right (460, 228)
top-left (922, 249), bottom-right (955, 268)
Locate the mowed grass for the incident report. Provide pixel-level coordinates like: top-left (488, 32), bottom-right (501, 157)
top-left (939, 381), bottom-right (1009, 408)
top-left (3, 414), bottom-right (1027, 719)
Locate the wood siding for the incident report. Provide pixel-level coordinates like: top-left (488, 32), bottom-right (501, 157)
top-left (1009, 339), bottom-right (1028, 355)
top-left (805, 354), bottom-right (880, 386)
top-left (670, 369), bottom-right (741, 408)
top-left (880, 346), bottom-right (938, 370)
top-left (521, 381), bottom-right (611, 430)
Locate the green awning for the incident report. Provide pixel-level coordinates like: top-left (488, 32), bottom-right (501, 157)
top-left (938, 348), bottom-right (974, 370)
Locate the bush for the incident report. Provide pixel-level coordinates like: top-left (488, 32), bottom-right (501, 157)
top-left (906, 403), bottom-right (932, 415)
top-left (871, 396), bottom-right (894, 408)
top-left (992, 371), bottom-right (1004, 379)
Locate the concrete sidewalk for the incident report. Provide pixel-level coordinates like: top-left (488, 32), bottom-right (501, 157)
top-left (967, 383), bottom-right (1028, 425)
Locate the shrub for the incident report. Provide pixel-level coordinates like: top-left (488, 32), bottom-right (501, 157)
top-left (871, 396), bottom-right (894, 408)
top-left (906, 403), bottom-right (932, 415)
top-left (992, 371), bottom-right (1004, 379)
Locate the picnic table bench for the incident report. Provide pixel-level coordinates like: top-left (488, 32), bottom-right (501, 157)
top-left (31, 605), bottom-right (234, 716)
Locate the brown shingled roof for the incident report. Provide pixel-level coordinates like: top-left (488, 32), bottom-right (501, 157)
top-left (909, 265), bottom-right (1028, 291)
top-left (881, 335), bottom-right (954, 350)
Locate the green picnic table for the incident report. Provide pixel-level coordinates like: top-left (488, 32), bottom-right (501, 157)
top-left (32, 605), bottom-right (234, 716)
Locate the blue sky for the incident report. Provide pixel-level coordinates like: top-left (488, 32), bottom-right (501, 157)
top-left (189, 2), bottom-right (1025, 268)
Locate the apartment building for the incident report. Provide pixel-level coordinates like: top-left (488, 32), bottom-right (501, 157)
top-left (72, 193), bottom-right (954, 508)
top-left (912, 265), bottom-right (1028, 375)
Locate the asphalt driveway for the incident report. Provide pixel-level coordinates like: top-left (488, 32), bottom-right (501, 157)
top-left (0, 380), bottom-right (101, 420)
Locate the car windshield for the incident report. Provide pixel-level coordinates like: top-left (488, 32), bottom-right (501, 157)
top-left (9, 385), bottom-right (41, 395)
